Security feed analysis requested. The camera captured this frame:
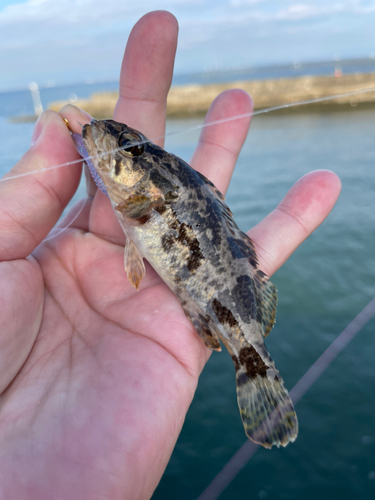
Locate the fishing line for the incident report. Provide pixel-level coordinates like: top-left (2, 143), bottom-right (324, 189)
top-left (42, 158), bottom-right (94, 241)
top-left (196, 296), bottom-right (375, 500)
top-left (2, 84), bottom-right (374, 241)
top-left (1, 84), bottom-right (375, 185)
top-left (42, 197), bottom-right (88, 241)
top-left (0, 156), bottom-right (85, 183)
top-left (155, 84), bottom-right (375, 141)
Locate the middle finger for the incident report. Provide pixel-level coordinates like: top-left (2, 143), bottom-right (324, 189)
top-left (113, 11), bottom-right (178, 144)
top-left (90, 11), bottom-right (179, 243)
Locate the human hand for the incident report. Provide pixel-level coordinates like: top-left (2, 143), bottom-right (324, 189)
top-left (0, 11), bottom-right (341, 499)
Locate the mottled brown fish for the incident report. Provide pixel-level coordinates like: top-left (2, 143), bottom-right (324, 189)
top-left (77, 119), bottom-right (298, 448)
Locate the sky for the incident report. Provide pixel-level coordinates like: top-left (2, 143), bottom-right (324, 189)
top-left (1, 0), bottom-right (375, 90)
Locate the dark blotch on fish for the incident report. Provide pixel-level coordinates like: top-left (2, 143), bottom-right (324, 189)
top-left (161, 233), bottom-right (175, 252)
top-left (186, 238), bottom-right (204, 272)
top-left (227, 237), bottom-right (246, 259)
top-left (155, 205), bottom-right (167, 216)
top-left (231, 355), bottom-right (241, 372)
top-left (232, 275), bottom-right (256, 324)
top-left (212, 298), bottom-right (238, 328)
top-left (239, 345), bottom-right (269, 379)
top-left (162, 217), bottom-right (204, 273)
top-left (149, 169), bottom-right (175, 194)
top-left (114, 160), bottom-right (121, 176)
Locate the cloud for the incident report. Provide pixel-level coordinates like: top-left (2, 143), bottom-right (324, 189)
top-left (0, 0), bottom-right (201, 25)
top-left (2, 0), bottom-right (374, 30)
top-left (229, 0), bottom-right (265, 6)
top-left (275, 1), bottom-right (375, 21)
top-left (276, 3), bottom-right (345, 21)
top-left (0, 0), bottom-right (123, 25)
top-left (1, 0), bottom-right (375, 90)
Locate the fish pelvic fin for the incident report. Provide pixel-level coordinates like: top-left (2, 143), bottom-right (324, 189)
top-left (234, 354), bottom-right (298, 448)
top-left (124, 238), bottom-right (145, 290)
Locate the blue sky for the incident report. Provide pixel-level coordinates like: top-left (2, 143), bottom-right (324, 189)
top-left (1, 0), bottom-right (375, 90)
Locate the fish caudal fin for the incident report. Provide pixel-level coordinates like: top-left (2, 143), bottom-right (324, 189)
top-left (235, 363), bottom-right (298, 448)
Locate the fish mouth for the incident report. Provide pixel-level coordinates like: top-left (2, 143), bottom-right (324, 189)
top-left (82, 120), bottom-right (99, 155)
top-left (80, 120), bottom-right (110, 197)
top-left (82, 120), bottom-right (110, 169)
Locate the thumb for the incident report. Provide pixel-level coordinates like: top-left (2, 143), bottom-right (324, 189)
top-left (0, 111), bottom-right (82, 260)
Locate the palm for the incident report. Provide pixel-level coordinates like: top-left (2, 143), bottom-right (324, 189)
top-left (0, 228), bottom-right (198, 498)
top-left (0, 11), bottom-right (341, 500)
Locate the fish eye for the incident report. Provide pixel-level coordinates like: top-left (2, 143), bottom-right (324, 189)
top-left (118, 132), bottom-right (144, 157)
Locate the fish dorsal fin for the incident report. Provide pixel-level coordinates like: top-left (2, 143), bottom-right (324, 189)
top-left (124, 238), bottom-right (145, 290)
top-left (253, 270), bottom-right (278, 338)
top-left (196, 171), bottom-right (227, 204)
top-left (195, 171), bottom-right (276, 337)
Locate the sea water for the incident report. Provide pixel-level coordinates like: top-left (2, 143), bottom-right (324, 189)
top-left (155, 109), bottom-right (375, 500)
top-left (1, 87), bottom-right (375, 500)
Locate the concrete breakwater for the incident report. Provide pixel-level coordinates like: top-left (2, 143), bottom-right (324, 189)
top-left (49, 72), bottom-right (375, 118)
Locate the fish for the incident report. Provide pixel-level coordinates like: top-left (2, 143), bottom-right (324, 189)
top-left (73, 119), bottom-right (298, 449)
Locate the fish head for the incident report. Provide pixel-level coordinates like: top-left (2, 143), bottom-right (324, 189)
top-left (82, 119), bottom-right (179, 206)
top-left (82, 119), bottom-right (149, 203)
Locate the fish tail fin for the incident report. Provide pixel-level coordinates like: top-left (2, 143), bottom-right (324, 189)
top-left (235, 363), bottom-right (298, 448)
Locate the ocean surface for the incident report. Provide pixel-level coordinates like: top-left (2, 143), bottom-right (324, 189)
top-left (1, 76), bottom-right (375, 499)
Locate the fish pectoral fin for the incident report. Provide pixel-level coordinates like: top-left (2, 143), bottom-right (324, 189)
top-left (115, 194), bottom-right (163, 221)
top-left (124, 238), bottom-right (145, 290)
top-left (254, 270), bottom-right (278, 338)
top-left (182, 306), bottom-right (222, 351)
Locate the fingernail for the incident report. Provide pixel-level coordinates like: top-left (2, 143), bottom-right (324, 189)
top-left (59, 104), bottom-right (93, 128)
top-left (66, 104), bottom-right (92, 121)
top-left (31, 112), bottom-right (48, 146)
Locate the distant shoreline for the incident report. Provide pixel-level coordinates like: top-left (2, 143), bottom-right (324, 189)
top-left (10, 72), bottom-right (375, 122)
top-left (47, 72), bottom-right (375, 119)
